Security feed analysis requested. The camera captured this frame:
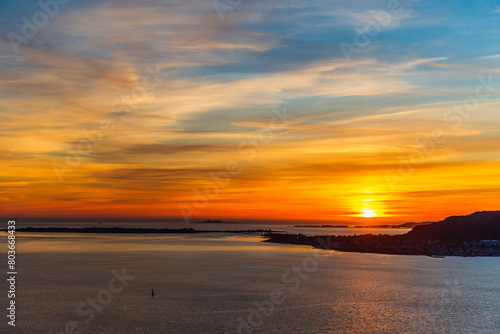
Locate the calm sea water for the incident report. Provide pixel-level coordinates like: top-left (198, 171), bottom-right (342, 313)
top-left (12, 220), bottom-right (411, 236)
top-left (1, 232), bottom-right (499, 333)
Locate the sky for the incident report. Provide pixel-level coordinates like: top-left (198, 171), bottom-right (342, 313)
top-left (1, 0), bottom-right (500, 224)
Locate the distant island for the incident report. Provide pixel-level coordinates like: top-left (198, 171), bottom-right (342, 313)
top-left (352, 222), bottom-right (434, 229)
top-left (8, 227), bottom-right (278, 235)
top-left (195, 220), bottom-right (241, 224)
top-left (294, 222), bottom-right (433, 229)
top-left (294, 225), bottom-right (349, 228)
top-left (266, 211), bottom-right (500, 257)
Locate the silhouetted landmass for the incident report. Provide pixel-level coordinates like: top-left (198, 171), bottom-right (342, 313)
top-left (353, 222), bottom-right (433, 229)
top-left (266, 211), bottom-right (500, 257)
top-left (10, 212), bottom-right (500, 256)
top-left (195, 220), bottom-right (241, 224)
top-left (293, 222), bottom-right (431, 229)
top-left (10, 227), bottom-right (278, 235)
top-left (405, 211), bottom-right (500, 241)
top-left (294, 225), bottom-right (349, 228)
top-left (397, 222), bottom-right (434, 229)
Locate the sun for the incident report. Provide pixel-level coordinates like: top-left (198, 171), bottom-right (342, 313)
top-left (360, 209), bottom-right (377, 218)
top-left (349, 190), bottom-right (385, 218)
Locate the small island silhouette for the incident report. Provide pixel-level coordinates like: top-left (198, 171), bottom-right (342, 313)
top-left (294, 222), bottom-right (433, 229)
top-left (9, 226), bottom-right (279, 235)
top-left (195, 220), bottom-right (241, 224)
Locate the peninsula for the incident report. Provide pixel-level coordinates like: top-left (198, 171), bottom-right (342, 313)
top-left (9, 227), bottom-right (278, 235)
top-left (266, 211), bottom-right (500, 257)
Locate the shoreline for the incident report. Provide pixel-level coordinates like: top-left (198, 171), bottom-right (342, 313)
top-left (4, 227), bottom-right (281, 235)
top-left (6, 219), bottom-right (500, 257)
top-left (263, 233), bottom-right (500, 257)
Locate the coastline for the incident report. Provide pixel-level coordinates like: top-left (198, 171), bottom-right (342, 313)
top-left (263, 233), bottom-right (500, 257)
top-left (8, 211), bottom-right (500, 258)
top-left (4, 226), bottom-right (281, 235)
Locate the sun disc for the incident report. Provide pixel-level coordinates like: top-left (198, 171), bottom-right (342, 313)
top-left (360, 209), bottom-right (377, 218)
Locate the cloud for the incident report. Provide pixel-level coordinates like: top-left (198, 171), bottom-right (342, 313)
top-left (1, 0), bottom-right (500, 221)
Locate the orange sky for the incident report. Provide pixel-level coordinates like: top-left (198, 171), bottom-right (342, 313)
top-left (2, 1), bottom-right (500, 224)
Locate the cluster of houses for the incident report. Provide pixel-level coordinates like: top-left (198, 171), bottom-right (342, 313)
top-left (265, 233), bottom-right (500, 257)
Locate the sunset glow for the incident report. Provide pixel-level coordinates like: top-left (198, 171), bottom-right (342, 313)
top-left (3, 2), bottom-right (500, 334)
top-left (360, 210), bottom-right (378, 218)
top-left (1, 1), bottom-right (500, 225)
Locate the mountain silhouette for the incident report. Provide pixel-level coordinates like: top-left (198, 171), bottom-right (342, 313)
top-left (405, 211), bottom-right (500, 241)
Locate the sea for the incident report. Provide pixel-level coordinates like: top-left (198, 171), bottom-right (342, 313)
top-left (1, 222), bottom-right (499, 333)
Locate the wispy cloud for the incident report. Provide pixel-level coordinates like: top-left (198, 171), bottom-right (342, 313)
top-left (1, 0), bottom-right (500, 222)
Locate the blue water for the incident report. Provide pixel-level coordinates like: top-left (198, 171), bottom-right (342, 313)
top-left (11, 219), bottom-right (411, 236)
top-left (1, 232), bottom-right (499, 333)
